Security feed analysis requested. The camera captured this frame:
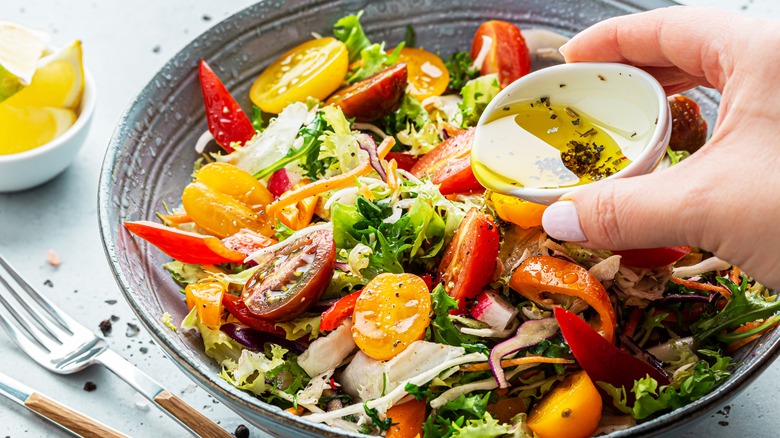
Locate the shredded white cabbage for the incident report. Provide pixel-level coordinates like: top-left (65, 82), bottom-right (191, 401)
top-left (672, 257), bottom-right (732, 278)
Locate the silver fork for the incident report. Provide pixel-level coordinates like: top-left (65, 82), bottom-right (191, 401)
top-left (0, 254), bottom-right (232, 438)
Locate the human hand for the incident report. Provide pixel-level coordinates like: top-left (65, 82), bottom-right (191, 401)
top-left (541, 6), bottom-right (780, 288)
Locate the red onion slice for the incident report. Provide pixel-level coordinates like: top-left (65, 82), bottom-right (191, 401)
top-left (489, 318), bottom-right (560, 388)
top-left (357, 133), bottom-right (387, 182)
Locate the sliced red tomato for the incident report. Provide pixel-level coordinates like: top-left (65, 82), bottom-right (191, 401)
top-left (326, 63), bottom-right (408, 122)
top-left (437, 208), bottom-right (500, 311)
top-left (320, 290), bottom-right (362, 332)
top-left (385, 152), bottom-right (419, 172)
top-left (222, 293), bottom-right (286, 336)
top-left (470, 21), bottom-right (531, 88)
top-left (410, 128), bottom-right (483, 195)
top-left (198, 60), bottom-right (256, 152)
top-left (612, 246), bottom-right (691, 269)
top-left (242, 229), bottom-right (336, 321)
top-left (124, 220), bottom-right (245, 265)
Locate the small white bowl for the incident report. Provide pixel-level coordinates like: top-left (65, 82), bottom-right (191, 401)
top-left (0, 68), bottom-right (96, 192)
top-left (472, 62), bottom-right (670, 205)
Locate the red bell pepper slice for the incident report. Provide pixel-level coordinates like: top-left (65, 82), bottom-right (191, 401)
top-left (554, 307), bottom-right (670, 398)
top-left (419, 274), bottom-right (434, 291)
top-left (222, 294), bottom-right (286, 336)
top-left (612, 246), bottom-right (691, 269)
top-left (198, 59), bottom-right (256, 152)
top-left (320, 291), bottom-right (362, 332)
top-left (124, 221), bottom-right (246, 265)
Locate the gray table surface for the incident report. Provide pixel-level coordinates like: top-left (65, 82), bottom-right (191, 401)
top-left (1, 0), bottom-right (778, 437)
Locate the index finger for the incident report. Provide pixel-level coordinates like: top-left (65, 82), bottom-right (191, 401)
top-left (561, 6), bottom-right (746, 91)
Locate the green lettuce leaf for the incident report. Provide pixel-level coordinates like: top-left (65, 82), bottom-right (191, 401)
top-left (422, 392), bottom-right (492, 438)
top-left (332, 11), bottom-right (372, 62)
top-left (429, 285), bottom-right (479, 346)
top-left (181, 307), bottom-right (244, 367)
top-left (163, 261), bottom-right (209, 287)
top-left (381, 93), bottom-right (430, 136)
top-left (274, 314), bottom-right (322, 341)
top-left (459, 73), bottom-right (500, 127)
top-left (599, 349), bottom-right (732, 420)
top-left (347, 42), bottom-right (404, 84)
top-left (451, 413), bottom-right (513, 438)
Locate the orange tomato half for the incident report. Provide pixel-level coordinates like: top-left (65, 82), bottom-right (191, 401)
top-left (395, 47), bottom-right (449, 101)
top-left (527, 371), bottom-right (602, 438)
top-left (185, 280), bottom-right (226, 330)
top-left (491, 193), bottom-right (547, 229)
top-left (352, 273), bottom-right (431, 360)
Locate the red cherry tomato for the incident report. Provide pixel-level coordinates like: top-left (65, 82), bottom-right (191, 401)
top-left (222, 294), bottom-right (286, 336)
top-left (198, 60), bottom-right (256, 152)
top-left (410, 128), bottom-right (483, 195)
top-left (470, 21), bottom-right (531, 88)
top-left (612, 246), bottom-right (691, 269)
top-left (325, 63), bottom-right (408, 122)
top-left (437, 208), bottom-right (500, 311)
top-left (385, 152), bottom-right (419, 172)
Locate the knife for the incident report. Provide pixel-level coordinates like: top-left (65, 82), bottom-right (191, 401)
top-left (0, 370), bottom-right (127, 438)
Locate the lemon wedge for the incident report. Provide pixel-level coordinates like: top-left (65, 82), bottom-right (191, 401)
top-left (0, 21), bottom-right (49, 102)
top-left (4, 40), bottom-right (84, 110)
top-left (0, 104), bottom-right (76, 155)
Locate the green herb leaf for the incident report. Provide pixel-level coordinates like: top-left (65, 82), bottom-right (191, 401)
top-left (251, 105), bottom-right (268, 132)
top-left (404, 25), bottom-right (416, 48)
top-left (363, 402), bottom-right (395, 431)
top-left (444, 51), bottom-right (479, 92)
top-left (693, 277), bottom-right (780, 343)
top-left (253, 111), bottom-right (328, 179)
top-left (430, 285), bottom-right (480, 346)
top-left (380, 93), bottom-right (430, 136)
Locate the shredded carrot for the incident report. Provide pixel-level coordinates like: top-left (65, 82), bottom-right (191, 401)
top-left (729, 266), bottom-right (742, 285)
top-left (623, 307), bottom-right (644, 339)
top-left (670, 276), bottom-right (730, 296)
top-left (158, 213), bottom-right (192, 225)
top-left (386, 159), bottom-right (399, 191)
top-left (266, 137), bottom-right (395, 215)
top-left (460, 356), bottom-right (574, 372)
top-left (285, 406), bottom-right (305, 416)
top-left (726, 319), bottom-right (779, 353)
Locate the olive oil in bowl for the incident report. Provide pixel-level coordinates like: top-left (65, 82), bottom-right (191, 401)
top-left (472, 98), bottom-right (632, 190)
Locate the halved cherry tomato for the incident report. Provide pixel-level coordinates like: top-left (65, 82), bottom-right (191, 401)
top-left (471, 21), bottom-right (531, 88)
top-left (385, 152), bottom-right (419, 172)
top-left (668, 95), bottom-right (707, 154)
top-left (185, 280), bottom-right (226, 330)
top-left (222, 293), bottom-right (286, 336)
top-left (352, 273), bottom-right (431, 360)
top-left (554, 307), bottom-right (670, 399)
top-left (198, 60), bottom-right (256, 152)
top-left (326, 63), bottom-right (407, 122)
top-left (183, 182), bottom-right (273, 239)
top-left (123, 220), bottom-right (245, 265)
top-left (385, 398), bottom-right (427, 438)
top-left (251, 38), bottom-right (349, 113)
top-left (195, 162), bottom-right (273, 207)
top-left (526, 370), bottom-right (602, 438)
top-left (274, 178), bottom-right (317, 231)
top-left (395, 47), bottom-right (449, 101)
top-left (612, 246), bottom-right (691, 269)
top-left (510, 256), bottom-right (616, 342)
top-left (490, 192), bottom-right (547, 229)
top-left (320, 290), bottom-right (362, 332)
top-left (437, 208), bottom-right (500, 311)
top-left (183, 163), bottom-right (275, 238)
top-left (410, 127), bottom-right (483, 195)
top-left (242, 229), bottom-right (336, 321)
top-left (221, 229), bottom-right (276, 256)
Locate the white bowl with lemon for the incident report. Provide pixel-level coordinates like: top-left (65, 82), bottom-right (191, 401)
top-left (0, 22), bottom-right (95, 192)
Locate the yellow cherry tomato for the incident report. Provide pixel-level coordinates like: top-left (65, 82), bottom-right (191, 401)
top-left (182, 181), bottom-right (274, 238)
top-left (352, 273), bottom-right (432, 360)
top-left (491, 192), bottom-right (547, 228)
top-left (194, 162), bottom-right (273, 208)
top-left (250, 38), bottom-right (348, 113)
top-left (527, 371), bottom-right (603, 438)
top-left (185, 280), bottom-right (226, 330)
top-left (395, 47), bottom-right (449, 101)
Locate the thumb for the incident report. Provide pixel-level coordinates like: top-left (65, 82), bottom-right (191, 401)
top-left (541, 160), bottom-right (711, 250)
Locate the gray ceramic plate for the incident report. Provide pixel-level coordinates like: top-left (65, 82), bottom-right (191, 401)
top-left (98, 0), bottom-right (780, 436)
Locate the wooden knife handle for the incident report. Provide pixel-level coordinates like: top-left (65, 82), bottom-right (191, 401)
top-left (24, 392), bottom-right (127, 438)
top-left (154, 389), bottom-right (232, 438)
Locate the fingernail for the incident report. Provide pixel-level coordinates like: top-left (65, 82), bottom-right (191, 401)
top-left (558, 42), bottom-right (570, 59)
top-left (542, 201), bottom-right (587, 242)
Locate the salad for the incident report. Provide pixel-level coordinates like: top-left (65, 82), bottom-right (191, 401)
top-left (124, 12), bottom-right (780, 438)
